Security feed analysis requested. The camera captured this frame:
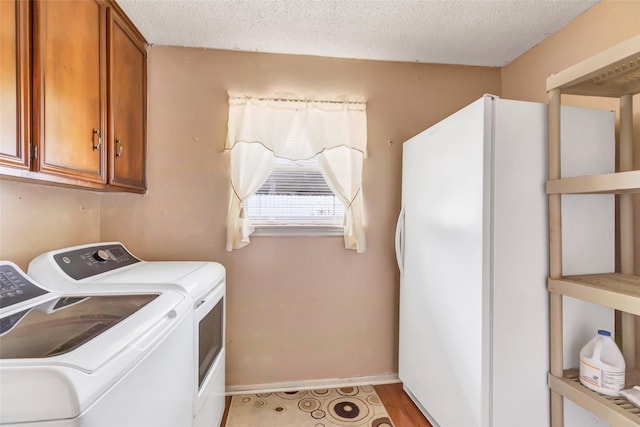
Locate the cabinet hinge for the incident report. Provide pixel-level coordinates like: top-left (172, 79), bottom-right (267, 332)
top-left (30, 142), bottom-right (37, 160)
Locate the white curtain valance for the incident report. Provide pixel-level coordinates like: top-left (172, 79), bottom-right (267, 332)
top-left (226, 97), bottom-right (367, 159)
top-left (225, 96), bottom-right (368, 253)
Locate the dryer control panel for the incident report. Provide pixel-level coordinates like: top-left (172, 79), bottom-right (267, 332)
top-left (53, 243), bottom-right (140, 280)
top-left (0, 263), bottom-right (48, 310)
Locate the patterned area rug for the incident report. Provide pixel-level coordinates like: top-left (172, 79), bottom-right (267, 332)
top-left (225, 385), bottom-right (395, 427)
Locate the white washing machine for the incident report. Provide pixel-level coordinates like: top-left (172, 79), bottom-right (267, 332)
top-left (28, 242), bottom-right (226, 427)
top-left (0, 261), bottom-right (194, 427)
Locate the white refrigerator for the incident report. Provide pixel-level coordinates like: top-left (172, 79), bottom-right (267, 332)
top-left (395, 95), bottom-right (615, 427)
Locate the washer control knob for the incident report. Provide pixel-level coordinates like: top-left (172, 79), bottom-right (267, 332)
top-left (94, 250), bottom-right (110, 262)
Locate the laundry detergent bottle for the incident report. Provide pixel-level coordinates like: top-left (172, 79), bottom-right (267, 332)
top-left (579, 330), bottom-right (626, 396)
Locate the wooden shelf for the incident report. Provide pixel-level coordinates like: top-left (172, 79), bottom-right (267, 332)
top-left (549, 369), bottom-right (640, 427)
top-left (547, 34), bottom-right (640, 427)
top-left (548, 274), bottom-right (640, 315)
top-left (546, 170), bottom-right (640, 194)
top-left (546, 35), bottom-right (640, 97)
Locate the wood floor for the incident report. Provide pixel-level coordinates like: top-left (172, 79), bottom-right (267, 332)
top-left (374, 383), bottom-right (433, 427)
top-left (220, 382), bottom-right (432, 427)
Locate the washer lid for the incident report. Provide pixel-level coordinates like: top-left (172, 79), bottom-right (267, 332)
top-left (1, 289), bottom-right (185, 372)
top-left (0, 294), bottom-right (157, 359)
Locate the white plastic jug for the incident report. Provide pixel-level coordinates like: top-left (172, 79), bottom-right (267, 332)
top-left (579, 330), bottom-right (626, 396)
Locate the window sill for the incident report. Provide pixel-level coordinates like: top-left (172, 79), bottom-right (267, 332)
top-left (251, 224), bottom-right (344, 237)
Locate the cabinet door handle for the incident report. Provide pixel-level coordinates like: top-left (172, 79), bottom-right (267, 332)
top-left (92, 129), bottom-right (102, 151)
top-left (116, 138), bottom-right (123, 158)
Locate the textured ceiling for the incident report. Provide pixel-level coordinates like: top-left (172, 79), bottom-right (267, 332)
top-left (118, 0), bottom-right (600, 67)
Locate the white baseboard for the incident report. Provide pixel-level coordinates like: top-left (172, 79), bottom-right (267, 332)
top-left (225, 373), bottom-right (400, 396)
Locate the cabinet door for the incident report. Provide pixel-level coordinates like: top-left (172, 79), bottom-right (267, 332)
top-left (0, 0), bottom-right (29, 170)
top-left (108, 10), bottom-right (146, 191)
top-left (33, 0), bottom-right (107, 184)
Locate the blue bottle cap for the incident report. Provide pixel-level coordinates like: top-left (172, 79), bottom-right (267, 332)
top-left (597, 330), bottom-right (611, 337)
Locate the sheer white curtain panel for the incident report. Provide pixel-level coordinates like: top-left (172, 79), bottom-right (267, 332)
top-left (225, 96), bottom-right (367, 252)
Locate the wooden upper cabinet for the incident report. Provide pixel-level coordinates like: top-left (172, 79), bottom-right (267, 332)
top-left (33, 0), bottom-right (107, 184)
top-left (1, 0), bottom-right (147, 192)
top-left (0, 0), bottom-right (30, 170)
top-left (108, 9), bottom-right (147, 191)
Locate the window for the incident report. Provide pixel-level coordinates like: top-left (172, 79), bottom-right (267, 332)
top-left (225, 96), bottom-right (367, 252)
top-left (245, 158), bottom-right (345, 235)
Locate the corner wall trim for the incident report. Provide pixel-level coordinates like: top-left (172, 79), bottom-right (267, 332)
top-left (225, 373), bottom-right (400, 396)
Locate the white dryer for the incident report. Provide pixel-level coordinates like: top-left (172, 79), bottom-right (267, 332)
top-left (28, 242), bottom-right (226, 427)
top-left (0, 261), bottom-right (194, 427)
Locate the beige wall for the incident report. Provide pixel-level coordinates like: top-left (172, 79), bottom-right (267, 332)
top-left (1, 0), bottom-right (637, 388)
top-left (99, 48), bottom-right (501, 386)
top-left (0, 180), bottom-right (101, 269)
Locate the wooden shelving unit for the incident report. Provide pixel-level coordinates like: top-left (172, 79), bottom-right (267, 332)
top-left (547, 35), bottom-right (640, 427)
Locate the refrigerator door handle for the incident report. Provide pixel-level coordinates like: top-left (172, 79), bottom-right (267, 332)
top-left (395, 206), bottom-right (405, 275)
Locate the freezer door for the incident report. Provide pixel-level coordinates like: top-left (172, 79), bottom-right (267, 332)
top-left (398, 97), bottom-right (489, 427)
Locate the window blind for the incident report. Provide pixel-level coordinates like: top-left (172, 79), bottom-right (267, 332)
top-left (246, 158), bottom-right (345, 224)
